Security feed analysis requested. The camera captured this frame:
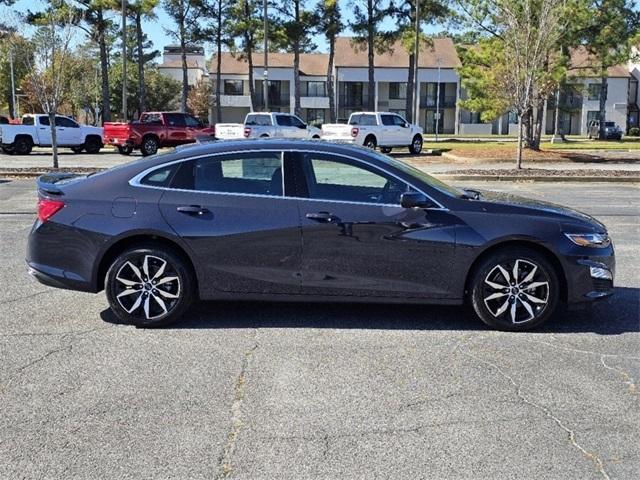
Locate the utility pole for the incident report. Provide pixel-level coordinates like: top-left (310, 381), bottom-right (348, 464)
top-left (412, 0), bottom-right (420, 125)
top-left (435, 57), bottom-right (441, 142)
top-left (122, 0), bottom-right (128, 121)
top-left (263, 0), bottom-right (269, 112)
top-left (9, 48), bottom-right (17, 119)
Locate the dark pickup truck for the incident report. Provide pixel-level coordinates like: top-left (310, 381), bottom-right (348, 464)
top-left (104, 112), bottom-right (215, 156)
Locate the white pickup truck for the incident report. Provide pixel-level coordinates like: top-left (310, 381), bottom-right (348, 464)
top-left (215, 112), bottom-right (321, 140)
top-left (0, 114), bottom-right (104, 155)
top-left (321, 112), bottom-right (424, 154)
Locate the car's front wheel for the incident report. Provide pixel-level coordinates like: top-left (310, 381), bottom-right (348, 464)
top-left (105, 246), bottom-right (194, 327)
top-left (409, 134), bottom-right (423, 154)
top-left (470, 247), bottom-right (559, 331)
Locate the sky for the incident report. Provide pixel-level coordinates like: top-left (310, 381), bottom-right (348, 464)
top-left (6, 0), bottom-right (444, 57)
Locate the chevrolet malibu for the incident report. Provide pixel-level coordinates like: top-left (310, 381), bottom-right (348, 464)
top-left (27, 140), bottom-right (614, 330)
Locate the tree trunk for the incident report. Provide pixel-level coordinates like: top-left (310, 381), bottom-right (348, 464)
top-left (7, 92), bottom-right (15, 119)
top-left (215, 1), bottom-right (222, 123)
top-left (293, 0), bottom-right (301, 116)
top-left (516, 115), bottom-right (523, 169)
top-left (246, 39), bottom-right (255, 111)
top-left (327, 36), bottom-right (336, 123)
top-left (598, 68), bottom-right (608, 140)
top-left (49, 111), bottom-right (58, 169)
top-left (367, 0), bottom-right (375, 111)
top-left (405, 53), bottom-right (415, 123)
top-left (135, 13), bottom-right (146, 115)
top-left (97, 9), bottom-right (110, 123)
top-left (530, 102), bottom-right (544, 150)
top-left (552, 86), bottom-right (562, 139)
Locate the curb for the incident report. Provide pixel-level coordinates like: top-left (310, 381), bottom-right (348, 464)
top-left (433, 174), bottom-right (640, 183)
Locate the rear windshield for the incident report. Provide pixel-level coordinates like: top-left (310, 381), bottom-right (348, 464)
top-left (245, 114), bottom-right (271, 126)
top-left (605, 122), bottom-right (616, 127)
top-left (22, 116), bottom-right (34, 126)
top-left (349, 114), bottom-right (377, 126)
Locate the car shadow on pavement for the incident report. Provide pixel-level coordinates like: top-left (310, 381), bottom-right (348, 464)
top-left (100, 286), bottom-right (639, 335)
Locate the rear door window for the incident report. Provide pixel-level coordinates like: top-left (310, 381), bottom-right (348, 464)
top-left (39, 116), bottom-right (50, 126)
top-left (275, 115), bottom-right (292, 126)
top-left (165, 113), bottom-right (186, 127)
top-left (171, 152), bottom-right (284, 196)
top-left (380, 115), bottom-right (394, 126)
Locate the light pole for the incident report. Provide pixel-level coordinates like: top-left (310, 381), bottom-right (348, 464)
top-left (122, 0), bottom-right (127, 121)
top-left (434, 57), bottom-right (441, 142)
top-left (412, 0), bottom-right (420, 125)
top-left (263, 0), bottom-right (269, 112)
top-left (9, 48), bottom-right (17, 119)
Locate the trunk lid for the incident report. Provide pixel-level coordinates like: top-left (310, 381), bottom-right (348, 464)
top-left (321, 123), bottom-right (353, 139)
top-left (103, 122), bottom-right (132, 145)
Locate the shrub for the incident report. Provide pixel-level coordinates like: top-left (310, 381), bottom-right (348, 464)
top-left (628, 127), bottom-right (640, 136)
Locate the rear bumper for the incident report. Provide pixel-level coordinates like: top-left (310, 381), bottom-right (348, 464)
top-left (105, 137), bottom-right (137, 147)
top-left (27, 262), bottom-right (94, 292)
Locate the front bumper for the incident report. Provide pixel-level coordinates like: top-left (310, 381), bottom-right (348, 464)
top-left (562, 253), bottom-right (615, 303)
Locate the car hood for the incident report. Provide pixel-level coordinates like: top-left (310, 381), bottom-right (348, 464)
top-left (474, 189), bottom-right (606, 230)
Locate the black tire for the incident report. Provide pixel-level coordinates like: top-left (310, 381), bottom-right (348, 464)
top-left (470, 247), bottom-right (559, 331)
top-left (260, 134), bottom-right (269, 138)
top-left (312, 135), bottom-right (320, 139)
top-left (117, 145), bottom-right (133, 155)
top-left (409, 134), bottom-right (423, 154)
top-left (2, 145), bottom-right (15, 155)
top-left (105, 245), bottom-right (195, 328)
top-left (14, 136), bottom-right (33, 155)
top-left (71, 146), bottom-right (84, 154)
top-left (363, 135), bottom-right (377, 149)
top-left (380, 147), bottom-right (392, 154)
top-left (84, 136), bottom-right (102, 154)
top-left (140, 136), bottom-right (159, 156)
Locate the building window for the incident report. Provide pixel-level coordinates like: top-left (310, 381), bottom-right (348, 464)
top-left (306, 109), bottom-right (326, 127)
top-left (588, 83), bottom-right (601, 101)
top-left (470, 112), bottom-right (482, 124)
top-left (389, 83), bottom-right (407, 100)
top-left (507, 111), bottom-right (518, 124)
top-left (224, 80), bottom-right (243, 95)
top-left (587, 110), bottom-right (600, 124)
top-left (304, 81), bottom-right (326, 97)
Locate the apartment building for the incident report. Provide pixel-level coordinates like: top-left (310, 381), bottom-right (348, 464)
top-left (209, 37), bottom-right (462, 133)
top-left (158, 45), bottom-right (210, 86)
top-left (209, 52), bottom-right (329, 125)
top-left (203, 38), bottom-right (635, 136)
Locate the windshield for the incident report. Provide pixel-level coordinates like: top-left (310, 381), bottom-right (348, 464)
top-left (368, 150), bottom-right (465, 198)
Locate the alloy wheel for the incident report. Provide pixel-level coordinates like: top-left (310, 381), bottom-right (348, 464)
top-left (482, 259), bottom-right (550, 324)
top-left (113, 254), bottom-right (181, 321)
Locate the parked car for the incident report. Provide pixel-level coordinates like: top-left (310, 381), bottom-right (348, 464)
top-left (0, 114), bottom-right (103, 155)
top-left (242, 112), bottom-right (321, 139)
top-left (28, 140), bottom-right (614, 331)
top-left (104, 112), bottom-right (215, 156)
top-left (587, 120), bottom-right (623, 140)
top-left (322, 112), bottom-right (424, 154)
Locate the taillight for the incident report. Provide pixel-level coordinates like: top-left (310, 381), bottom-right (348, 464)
top-left (351, 127), bottom-right (359, 137)
top-left (37, 199), bottom-right (65, 222)
top-left (244, 127), bottom-right (251, 138)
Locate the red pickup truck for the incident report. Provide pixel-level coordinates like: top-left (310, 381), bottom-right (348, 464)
top-left (104, 112), bottom-right (215, 156)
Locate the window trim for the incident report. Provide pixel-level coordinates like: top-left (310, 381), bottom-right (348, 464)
top-left (129, 148), bottom-right (447, 210)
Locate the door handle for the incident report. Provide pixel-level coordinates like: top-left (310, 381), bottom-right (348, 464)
top-left (306, 211), bottom-right (339, 223)
top-left (177, 205), bottom-right (210, 216)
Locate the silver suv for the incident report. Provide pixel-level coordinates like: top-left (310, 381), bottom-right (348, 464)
top-left (587, 120), bottom-right (622, 140)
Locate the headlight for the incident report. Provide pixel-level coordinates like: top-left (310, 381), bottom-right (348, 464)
top-left (565, 233), bottom-right (611, 248)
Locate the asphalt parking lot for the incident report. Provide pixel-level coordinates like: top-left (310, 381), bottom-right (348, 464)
top-left (0, 179), bottom-right (638, 479)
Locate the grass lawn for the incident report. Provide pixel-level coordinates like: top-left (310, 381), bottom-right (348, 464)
top-left (423, 138), bottom-right (640, 152)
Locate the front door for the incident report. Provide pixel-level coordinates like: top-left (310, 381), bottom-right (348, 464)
top-left (293, 152), bottom-right (456, 299)
top-left (55, 116), bottom-right (83, 146)
top-left (158, 150), bottom-right (302, 296)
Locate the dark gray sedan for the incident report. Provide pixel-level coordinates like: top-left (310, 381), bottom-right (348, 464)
top-left (27, 140), bottom-right (614, 330)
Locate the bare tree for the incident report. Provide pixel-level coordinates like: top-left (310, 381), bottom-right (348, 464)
top-left (459, 0), bottom-right (567, 168)
top-left (16, 5), bottom-right (77, 168)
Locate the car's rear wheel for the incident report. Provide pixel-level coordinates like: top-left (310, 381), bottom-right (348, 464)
top-left (141, 136), bottom-right (159, 156)
top-left (84, 136), bottom-right (102, 154)
top-left (409, 134), bottom-right (423, 154)
top-left (363, 135), bottom-right (377, 149)
top-left (380, 147), bottom-right (392, 154)
top-left (71, 146), bottom-right (83, 154)
top-left (470, 247), bottom-right (559, 331)
top-left (117, 145), bottom-right (133, 155)
top-left (105, 246), bottom-right (194, 328)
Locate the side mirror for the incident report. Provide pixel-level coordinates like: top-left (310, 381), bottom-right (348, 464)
top-left (401, 192), bottom-right (436, 209)
top-left (403, 122), bottom-right (410, 128)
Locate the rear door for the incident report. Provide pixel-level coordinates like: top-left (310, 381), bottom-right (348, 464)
top-left (293, 151), bottom-right (456, 299)
top-left (156, 150), bottom-right (302, 296)
top-left (37, 116), bottom-right (53, 145)
top-left (274, 114), bottom-right (298, 138)
top-left (164, 113), bottom-right (188, 145)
